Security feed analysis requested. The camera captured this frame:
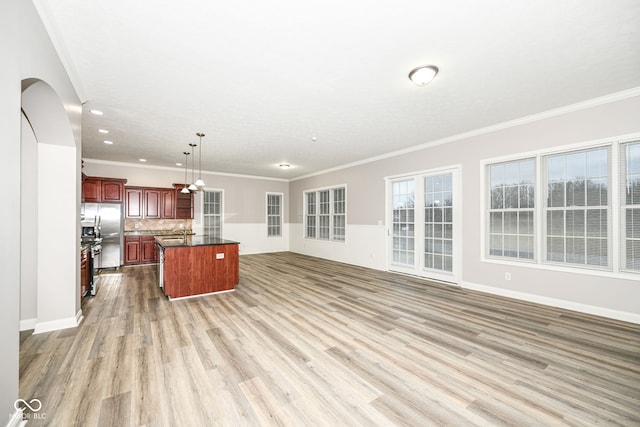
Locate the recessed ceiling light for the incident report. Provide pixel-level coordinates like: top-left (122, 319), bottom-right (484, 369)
top-left (176, 162), bottom-right (182, 166)
top-left (408, 65), bottom-right (439, 86)
top-left (279, 163), bottom-right (291, 169)
top-left (98, 129), bottom-right (109, 134)
top-left (103, 140), bottom-right (113, 145)
top-left (90, 109), bottom-right (103, 116)
top-left (311, 136), bottom-right (317, 142)
top-left (139, 159), bottom-right (147, 162)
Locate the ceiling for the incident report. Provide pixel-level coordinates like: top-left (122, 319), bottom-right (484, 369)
top-left (34, 0), bottom-right (640, 179)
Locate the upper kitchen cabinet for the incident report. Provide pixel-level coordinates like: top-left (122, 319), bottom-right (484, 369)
top-left (82, 176), bottom-right (127, 203)
top-left (161, 189), bottom-right (176, 218)
top-left (125, 187), bottom-right (143, 218)
top-left (174, 184), bottom-right (194, 219)
top-left (125, 186), bottom-right (179, 219)
top-left (143, 188), bottom-right (161, 219)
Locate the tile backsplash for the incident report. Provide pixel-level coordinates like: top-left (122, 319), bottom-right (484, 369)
top-left (124, 218), bottom-right (192, 232)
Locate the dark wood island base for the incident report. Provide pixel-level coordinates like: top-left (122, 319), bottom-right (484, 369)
top-left (156, 236), bottom-right (239, 299)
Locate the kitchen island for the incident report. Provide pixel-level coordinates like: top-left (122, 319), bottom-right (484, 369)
top-left (156, 235), bottom-right (239, 299)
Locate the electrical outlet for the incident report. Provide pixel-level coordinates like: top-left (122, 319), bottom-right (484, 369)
top-left (505, 272), bottom-right (511, 281)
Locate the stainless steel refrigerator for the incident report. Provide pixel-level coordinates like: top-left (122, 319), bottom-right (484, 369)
top-left (81, 202), bottom-right (123, 269)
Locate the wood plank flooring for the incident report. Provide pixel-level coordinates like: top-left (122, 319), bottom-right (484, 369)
top-left (19, 252), bottom-right (640, 426)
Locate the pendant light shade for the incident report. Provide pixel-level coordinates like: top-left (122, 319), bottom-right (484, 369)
top-left (181, 151), bottom-right (190, 193)
top-left (194, 132), bottom-right (205, 188)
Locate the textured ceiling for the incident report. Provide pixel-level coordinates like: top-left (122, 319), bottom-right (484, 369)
top-left (34, 0), bottom-right (640, 179)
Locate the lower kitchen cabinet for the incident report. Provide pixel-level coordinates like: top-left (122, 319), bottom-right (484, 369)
top-left (141, 236), bottom-right (157, 263)
top-left (124, 236), bottom-right (141, 265)
top-left (124, 235), bottom-right (158, 265)
top-left (81, 246), bottom-right (89, 298)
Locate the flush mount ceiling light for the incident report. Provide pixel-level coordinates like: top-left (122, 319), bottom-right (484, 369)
top-left (279, 163), bottom-right (291, 170)
top-left (89, 109), bottom-right (103, 116)
top-left (103, 140), bottom-right (113, 145)
top-left (408, 65), bottom-right (439, 86)
top-left (98, 129), bottom-right (109, 134)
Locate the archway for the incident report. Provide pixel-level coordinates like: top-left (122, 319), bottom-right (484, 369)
top-left (21, 79), bottom-right (82, 333)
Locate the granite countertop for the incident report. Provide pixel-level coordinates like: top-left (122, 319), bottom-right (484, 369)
top-left (124, 229), bottom-right (194, 236)
top-left (155, 235), bottom-right (240, 248)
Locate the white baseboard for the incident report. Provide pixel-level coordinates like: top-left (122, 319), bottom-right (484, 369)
top-left (6, 409), bottom-right (26, 427)
top-left (462, 280), bottom-right (640, 325)
top-left (33, 309), bottom-right (83, 334)
top-left (19, 318), bottom-right (37, 331)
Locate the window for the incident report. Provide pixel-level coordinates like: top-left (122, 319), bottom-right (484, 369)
top-left (333, 188), bottom-right (346, 241)
top-left (622, 141), bottom-right (640, 272)
top-left (485, 139), bottom-right (640, 275)
top-left (266, 193), bottom-right (282, 237)
top-left (305, 186), bottom-right (346, 242)
top-left (545, 148), bottom-right (609, 267)
top-left (202, 190), bottom-right (222, 237)
top-left (488, 159), bottom-right (535, 260)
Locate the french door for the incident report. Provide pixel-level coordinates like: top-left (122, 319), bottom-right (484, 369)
top-left (388, 168), bottom-right (460, 284)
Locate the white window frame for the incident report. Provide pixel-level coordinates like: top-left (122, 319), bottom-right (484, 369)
top-left (201, 189), bottom-right (224, 238)
top-left (304, 185), bottom-right (347, 243)
top-left (621, 140), bottom-right (640, 272)
top-left (543, 146), bottom-right (611, 269)
top-left (487, 158), bottom-right (536, 262)
top-left (481, 133), bottom-right (640, 279)
top-left (266, 192), bottom-right (283, 237)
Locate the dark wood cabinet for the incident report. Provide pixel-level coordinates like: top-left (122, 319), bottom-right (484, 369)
top-left (101, 180), bottom-right (125, 202)
top-left (141, 235), bottom-right (157, 263)
top-left (80, 247), bottom-right (89, 298)
top-left (162, 242), bottom-right (239, 299)
top-left (125, 188), bottom-right (143, 218)
top-left (124, 236), bottom-right (141, 265)
top-left (125, 187), bottom-right (178, 219)
top-left (174, 184), bottom-right (194, 219)
top-left (125, 235), bottom-right (158, 265)
top-left (143, 189), bottom-right (161, 219)
top-left (82, 176), bottom-right (126, 203)
top-left (82, 178), bottom-right (101, 202)
top-left (161, 189), bottom-right (175, 219)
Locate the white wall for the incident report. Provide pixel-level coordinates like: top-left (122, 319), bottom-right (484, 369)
top-left (20, 113), bottom-right (38, 330)
top-left (290, 92), bottom-right (640, 324)
top-left (1, 0), bottom-right (82, 421)
top-left (36, 143), bottom-right (82, 332)
top-left (0, 1), bottom-right (22, 420)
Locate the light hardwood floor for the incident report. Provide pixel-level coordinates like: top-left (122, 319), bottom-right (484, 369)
top-left (20, 252), bottom-right (640, 426)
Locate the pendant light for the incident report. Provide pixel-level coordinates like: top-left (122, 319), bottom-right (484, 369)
top-left (188, 143), bottom-right (198, 191)
top-left (194, 132), bottom-right (205, 188)
top-left (181, 151), bottom-right (190, 194)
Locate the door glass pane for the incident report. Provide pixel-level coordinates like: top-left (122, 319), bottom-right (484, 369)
top-left (424, 173), bottom-right (453, 272)
top-left (392, 179), bottom-right (415, 266)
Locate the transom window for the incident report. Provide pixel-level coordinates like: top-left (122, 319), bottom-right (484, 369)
top-left (304, 186), bottom-right (346, 242)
